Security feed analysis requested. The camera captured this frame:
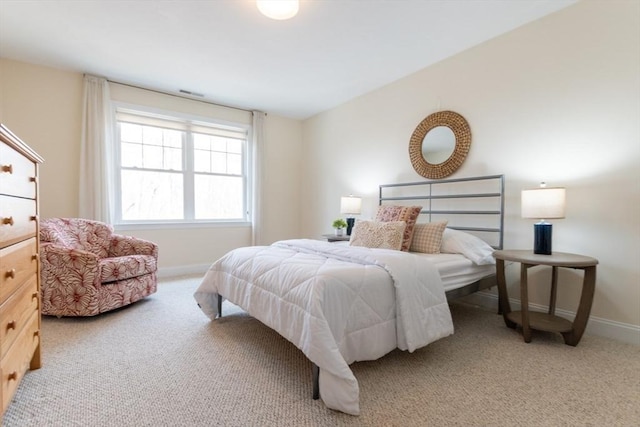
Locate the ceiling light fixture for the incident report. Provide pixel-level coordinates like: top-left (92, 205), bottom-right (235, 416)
top-left (256, 0), bottom-right (299, 20)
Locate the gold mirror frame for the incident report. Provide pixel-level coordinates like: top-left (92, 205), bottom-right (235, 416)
top-left (409, 110), bottom-right (471, 179)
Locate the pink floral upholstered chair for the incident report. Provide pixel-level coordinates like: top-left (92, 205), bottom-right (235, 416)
top-left (39, 218), bottom-right (158, 316)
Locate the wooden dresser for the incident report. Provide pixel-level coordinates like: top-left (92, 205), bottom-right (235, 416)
top-left (0, 124), bottom-right (43, 416)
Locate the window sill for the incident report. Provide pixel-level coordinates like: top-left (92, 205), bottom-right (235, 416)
top-left (114, 221), bottom-right (252, 232)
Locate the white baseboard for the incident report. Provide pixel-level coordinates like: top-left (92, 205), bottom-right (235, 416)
top-left (157, 264), bottom-right (209, 279)
top-left (461, 291), bottom-right (640, 346)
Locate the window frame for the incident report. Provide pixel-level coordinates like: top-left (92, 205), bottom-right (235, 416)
top-left (111, 102), bottom-right (253, 229)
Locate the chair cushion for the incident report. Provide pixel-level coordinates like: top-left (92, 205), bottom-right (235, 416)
top-left (99, 254), bottom-right (157, 283)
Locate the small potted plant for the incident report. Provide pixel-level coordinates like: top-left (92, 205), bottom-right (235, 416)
top-left (332, 218), bottom-right (347, 236)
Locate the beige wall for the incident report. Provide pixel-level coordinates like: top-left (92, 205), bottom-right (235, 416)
top-left (0, 59), bottom-right (303, 273)
top-left (0, 60), bottom-right (83, 218)
top-left (260, 113), bottom-right (303, 244)
top-left (301, 1), bottom-right (640, 328)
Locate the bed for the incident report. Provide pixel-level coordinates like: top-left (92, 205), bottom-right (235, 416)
top-left (194, 174), bottom-right (504, 415)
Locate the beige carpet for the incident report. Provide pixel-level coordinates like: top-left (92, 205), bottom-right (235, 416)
top-left (2, 276), bottom-right (639, 426)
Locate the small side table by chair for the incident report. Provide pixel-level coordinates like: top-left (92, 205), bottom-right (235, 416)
top-left (493, 250), bottom-right (598, 346)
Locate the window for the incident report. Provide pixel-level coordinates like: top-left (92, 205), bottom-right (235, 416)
top-left (114, 107), bottom-right (251, 225)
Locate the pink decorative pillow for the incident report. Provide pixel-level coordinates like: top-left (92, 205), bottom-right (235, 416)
top-left (349, 220), bottom-right (406, 251)
top-left (375, 205), bottom-right (422, 251)
top-left (410, 221), bottom-right (448, 254)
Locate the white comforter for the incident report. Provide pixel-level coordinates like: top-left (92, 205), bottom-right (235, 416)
top-left (194, 239), bottom-right (454, 415)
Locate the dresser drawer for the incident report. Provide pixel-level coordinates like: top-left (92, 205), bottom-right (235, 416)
top-left (1, 310), bottom-right (39, 413)
top-left (0, 125), bottom-right (42, 418)
top-left (0, 238), bottom-right (38, 305)
top-left (0, 275), bottom-right (38, 359)
top-left (0, 141), bottom-right (37, 199)
top-left (0, 196), bottom-right (37, 250)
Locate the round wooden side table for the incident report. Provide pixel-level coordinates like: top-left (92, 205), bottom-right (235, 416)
top-left (492, 250), bottom-right (598, 346)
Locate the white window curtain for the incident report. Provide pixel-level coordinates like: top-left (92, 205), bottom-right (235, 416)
top-left (251, 111), bottom-right (266, 245)
top-left (79, 75), bottom-right (115, 222)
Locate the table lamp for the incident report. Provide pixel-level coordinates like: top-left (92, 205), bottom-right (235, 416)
top-left (521, 183), bottom-right (566, 255)
top-left (340, 195), bottom-right (362, 236)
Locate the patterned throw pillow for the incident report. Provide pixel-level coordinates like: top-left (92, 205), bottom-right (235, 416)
top-left (375, 205), bottom-right (422, 251)
top-left (410, 221), bottom-right (448, 254)
top-left (349, 220), bottom-right (407, 251)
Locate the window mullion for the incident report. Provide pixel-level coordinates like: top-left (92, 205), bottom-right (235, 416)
top-left (114, 123), bottom-right (123, 223)
top-left (244, 132), bottom-right (251, 222)
top-left (184, 130), bottom-right (195, 220)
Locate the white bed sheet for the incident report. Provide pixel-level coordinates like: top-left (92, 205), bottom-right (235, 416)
top-left (332, 241), bottom-right (496, 292)
top-left (413, 252), bottom-right (496, 292)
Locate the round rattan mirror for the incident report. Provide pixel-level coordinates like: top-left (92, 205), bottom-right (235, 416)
top-left (409, 110), bottom-right (471, 179)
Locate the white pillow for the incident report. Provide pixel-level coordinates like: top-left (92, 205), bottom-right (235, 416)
top-left (440, 228), bottom-right (495, 265)
top-left (349, 220), bottom-right (406, 251)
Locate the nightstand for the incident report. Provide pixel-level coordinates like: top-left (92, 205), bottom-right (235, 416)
top-left (322, 234), bottom-right (350, 243)
top-left (492, 249), bottom-right (598, 346)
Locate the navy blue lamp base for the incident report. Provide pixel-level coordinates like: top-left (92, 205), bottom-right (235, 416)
top-left (533, 222), bottom-right (553, 255)
top-left (346, 218), bottom-right (355, 236)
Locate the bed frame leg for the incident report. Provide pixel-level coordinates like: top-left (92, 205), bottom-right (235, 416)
top-left (216, 294), bottom-right (223, 319)
top-left (312, 363), bottom-right (320, 400)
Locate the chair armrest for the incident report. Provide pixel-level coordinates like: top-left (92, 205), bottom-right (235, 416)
top-left (40, 243), bottom-right (102, 316)
top-left (40, 243), bottom-right (101, 286)
top-left (41, 242), bottom-right (99, 263)
top-left (109, 234), bottom-right (159, 259)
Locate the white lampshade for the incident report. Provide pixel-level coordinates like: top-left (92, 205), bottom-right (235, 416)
top-left (340, 196), bottom-right (362, 215)
top-left (521, 187), bottom-right (566, 220)
top-left (256, 0), bottom-right (299, 20)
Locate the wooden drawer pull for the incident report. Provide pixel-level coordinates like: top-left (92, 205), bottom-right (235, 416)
top-left (2, 216), bottom-right (14, 226)
top-left (30, 176), bottom-right (37, 183)
top-left (8, 372), bottom-right (18, 381)
top-left (7, 320), bottom-right (16, 330)
top-left (30, 215), bottom-right (38, 221)
top-left (6, 268), bottom-right (16, 279)
top-left (1, 164), bottom-right (13, 174)
top-left (32, 254), bottom-right (39, 261)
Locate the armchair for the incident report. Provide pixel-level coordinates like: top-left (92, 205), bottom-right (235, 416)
top-left (39, 218), bottom-right (158, 316)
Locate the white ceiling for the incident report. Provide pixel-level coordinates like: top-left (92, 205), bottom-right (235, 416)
top-left (0, 0), bottom-right (576, 119)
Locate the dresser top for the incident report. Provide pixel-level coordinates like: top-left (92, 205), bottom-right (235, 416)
top-left (1, 124), bottom-right (44, 164)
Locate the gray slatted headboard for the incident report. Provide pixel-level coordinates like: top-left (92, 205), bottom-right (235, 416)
top-left (379, 174), bottom-right (505, 249)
